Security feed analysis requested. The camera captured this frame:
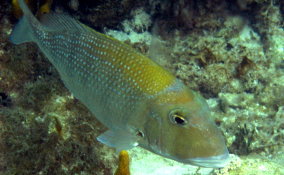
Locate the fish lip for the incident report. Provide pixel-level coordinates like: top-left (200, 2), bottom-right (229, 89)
top-left (186, 150), bottom-right (230, 168)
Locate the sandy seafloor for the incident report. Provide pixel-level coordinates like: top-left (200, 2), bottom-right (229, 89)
top-left (0, 0), bottom-right (283, 175)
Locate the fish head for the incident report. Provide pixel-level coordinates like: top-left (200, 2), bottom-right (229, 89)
top-left (142, 84), bottom-right (229, 168)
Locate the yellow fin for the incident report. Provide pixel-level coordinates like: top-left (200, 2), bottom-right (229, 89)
top-left (115, 150), bottom-right (130, 175)
top-left (12, 0), bottom-right (29, 18)
top-left (38, 0), bottom-right (52, 16)
top-left (12, 0), bottom-right (53, 18)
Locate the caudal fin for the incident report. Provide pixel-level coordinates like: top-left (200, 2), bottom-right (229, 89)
top-left (10, 16), bottom-right (32, 44)
top-left (10, 0), bottom-right (38, 44)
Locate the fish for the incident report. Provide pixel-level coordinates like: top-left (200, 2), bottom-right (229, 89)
top-left (10, 0), bottom-right (230, 168)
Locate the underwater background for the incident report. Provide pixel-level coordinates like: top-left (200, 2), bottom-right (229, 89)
top-left (0, 0), bottom-right (283, 174)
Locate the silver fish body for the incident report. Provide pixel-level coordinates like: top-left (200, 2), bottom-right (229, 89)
top-left (10, 0), bottom-right (230, 168)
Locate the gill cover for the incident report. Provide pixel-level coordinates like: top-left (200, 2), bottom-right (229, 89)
top-left (142, 83), bottom-right (229, 168)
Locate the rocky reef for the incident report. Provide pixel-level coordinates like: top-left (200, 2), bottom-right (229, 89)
top-left (0, 0), bottom-right (283, 174)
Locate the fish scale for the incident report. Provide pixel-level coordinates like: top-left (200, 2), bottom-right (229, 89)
top-left (27, 14), bottom-right (176, 129)
top-left (10, 0), bottom-right (230, 168)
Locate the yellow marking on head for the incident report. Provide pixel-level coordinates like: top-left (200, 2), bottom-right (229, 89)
top-left (155, 86), bottom-right (194, 104)
top-left (112, 53), bottom-right (176, 95)
top-left (135, 63), bottom-right (175, 95)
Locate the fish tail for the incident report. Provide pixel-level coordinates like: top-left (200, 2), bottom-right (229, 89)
top-left (10, 16), bottom-right (33, 44)
top-left (10, 0), bottom-right (38, 44)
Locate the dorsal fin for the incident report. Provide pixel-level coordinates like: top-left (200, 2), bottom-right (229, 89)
top-left (40, 13), bottom-right (87, 32)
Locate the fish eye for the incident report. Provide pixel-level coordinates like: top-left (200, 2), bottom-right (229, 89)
top-left (136, 130), bottom-right (144, 138)
top-left (169, 110), bottom-right (187, 126)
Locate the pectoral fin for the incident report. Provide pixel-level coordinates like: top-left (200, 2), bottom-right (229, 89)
top-left (97, 130), bottom-right (138, 151)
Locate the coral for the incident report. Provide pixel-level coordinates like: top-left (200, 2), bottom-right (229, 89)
top-left (122, 8), bottom-right (151, 33)
top-left (213, 154), bottom-right (242, 175)
top-left (115, 150), bottom-right (130, 175)
top-left (105, 8), bottom-right (152, 45)
top-left (213, 154), bottom-right (284, 175)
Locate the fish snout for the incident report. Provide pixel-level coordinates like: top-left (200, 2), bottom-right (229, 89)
top-left (186, 149), bottom-right (230, 168)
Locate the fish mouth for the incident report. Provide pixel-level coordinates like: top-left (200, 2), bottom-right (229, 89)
top-left (186, 150), bottom-right (230, 168)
